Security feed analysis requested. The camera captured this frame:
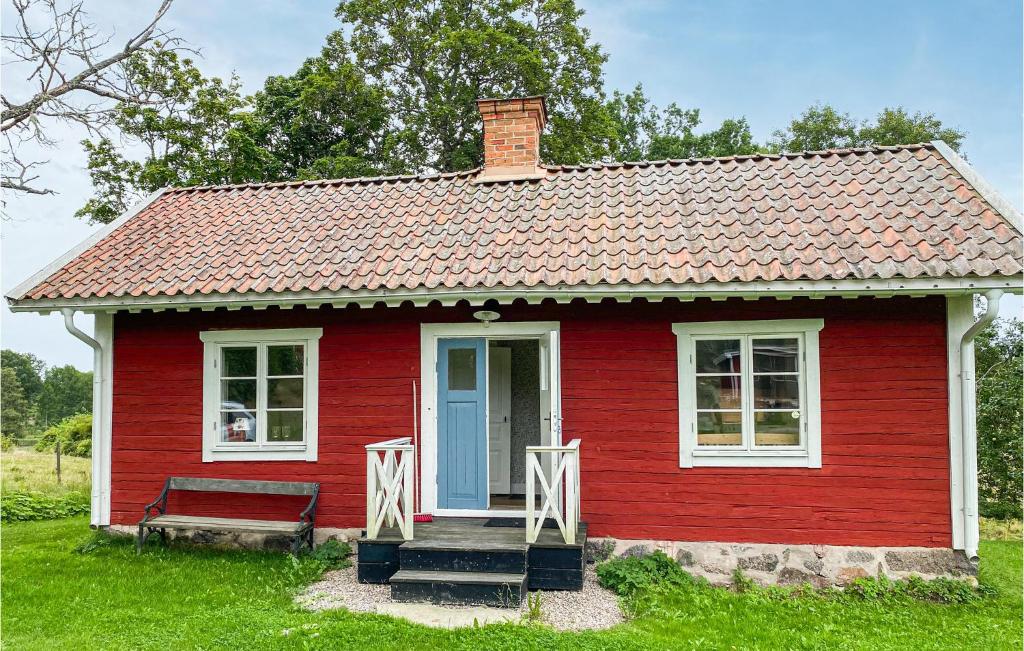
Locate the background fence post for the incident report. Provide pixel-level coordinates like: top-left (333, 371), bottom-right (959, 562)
top-left (55, 439), bottom-right (62, 486)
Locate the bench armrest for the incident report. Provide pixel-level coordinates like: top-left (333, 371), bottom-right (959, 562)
top-left (141, 479), bottom-right (171, 523)
top-left (299, 485), bottom-right (320, 525)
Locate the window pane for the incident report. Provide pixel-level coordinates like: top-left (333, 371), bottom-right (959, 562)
top-left (754, 375), bottom-right (800, 409)
top-left (753, 338), bottom-right (798, 373)
top-left (220, 409), bottom-right (256, 443)
top-left (268, 378), bottom-right (303, 408)
top-left (222, 379), bottom-right (256, 409)
top-left (696, 339), bottom-right (742, 373)
top-left (696, 412), bottom-right (742, 446)
top-left (696, 376), bottom-right (742, 410)
top-left (754, 411), bottom-right (801, 446)
top-left (447, 347), bottom-right (477, 390)
top-left (267, 410), bottom-right (303, 442)
top-left (222, 347), bottom-right (256, 377)
top-left (268, 345), bottom-right (304, 376)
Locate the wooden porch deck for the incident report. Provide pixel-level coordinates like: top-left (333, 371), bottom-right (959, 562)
top-left (362, 516), bottom-right (587, 547)
top-left (356, 517), bottom-right (588, 607)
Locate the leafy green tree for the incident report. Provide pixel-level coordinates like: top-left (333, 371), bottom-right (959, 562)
top-left (606, 85), bottom-right (760, 161)
top-left (37, 366), bottom-right (93, 428)
top-left (248, 32), bottom-right (397, 180)
top-left (35, 413), bottom-right (93, 458)
top-left (975, 319), bottom-right (1023, 519)
top-left (1, 367), bottom-right (33, 439)
top-left (77, 49), bottom-right (274, 224)
top-left (769, 104), bottom-right (965, 153)
top-left (1, 349), bottom-right (45, 405)
top-left (334, 0), bottom-right (614, 170)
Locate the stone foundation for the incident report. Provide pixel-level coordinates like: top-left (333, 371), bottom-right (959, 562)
top-left (114, 524), bottom-right (977, 588)
top-left (110, 525), bottom-right (362, 551)
top-left (585, 537), bottom-right (978, 587)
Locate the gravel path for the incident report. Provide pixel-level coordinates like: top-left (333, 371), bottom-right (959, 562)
top-left (298, 566), bottom-right (624, 631)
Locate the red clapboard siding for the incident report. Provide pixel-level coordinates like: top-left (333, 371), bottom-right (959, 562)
top-left (109, 297), bottom-right (952, 547)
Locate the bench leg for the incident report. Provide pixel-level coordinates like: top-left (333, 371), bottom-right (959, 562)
top-left (137, 525), bottom-right (144, 554)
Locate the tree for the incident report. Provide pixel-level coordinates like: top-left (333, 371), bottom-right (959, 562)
top-left (247, 32), bottom-right (397, 181)
top-left (1, 0), bottom-right (177, 197)
top-left (605, 85), bottom-right (760, 161)
top-left (77, 49), bottom-right (269, 223)
top-left (77, 42), bottom-right (398, 223)
top-left (769, 104), bottom-right (965, 153)
top-left (1, 367), bottom-right (33, 439)
top-left (334, 0), bottom-right (614, 171)
top-left (1, 349), bottom-right (45, 404)
top-left (975, 318), bottom-right (1023, 519)
top-left (37, 365), bottom-right (92, 427)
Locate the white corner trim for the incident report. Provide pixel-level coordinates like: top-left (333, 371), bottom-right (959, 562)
top-left (200, 327), bottom-right (322, 462)
top-left (946, 295), bottom-right (972, 551)
top-left (93, 313), bottom-right (114, 526)
top-left (932, 140), bottom-right (1023, 234)
top-left (673, 318), bottom-right (824, 469)
top-left (6, 189), bottom-right (166, 301)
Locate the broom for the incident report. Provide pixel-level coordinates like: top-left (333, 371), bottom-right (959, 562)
top-left (411, 379), bottom-right (433, 523)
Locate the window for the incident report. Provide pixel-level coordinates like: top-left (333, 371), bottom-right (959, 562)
top-left (673, 319), bottom-right (823, 468)
top-left (201, 328), bottom-right (322, 461)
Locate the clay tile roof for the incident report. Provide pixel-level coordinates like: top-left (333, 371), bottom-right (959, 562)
top-left (8, 142), bottom-right (1022, 306)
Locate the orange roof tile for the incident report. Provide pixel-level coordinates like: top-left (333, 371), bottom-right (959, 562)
top-left (9, 143), bottom-right (1022, 306)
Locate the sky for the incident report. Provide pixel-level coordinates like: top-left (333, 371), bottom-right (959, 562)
top-left (2, 0), bottom-right (1022, 370)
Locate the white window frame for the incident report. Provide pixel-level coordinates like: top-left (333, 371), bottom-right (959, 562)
top-left (200, 328), bottom-right (322, 462)
top-left (673, 319), bottom-right (823, 468)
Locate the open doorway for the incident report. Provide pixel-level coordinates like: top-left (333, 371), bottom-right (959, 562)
top-left (423, 321), bottom-right (560, 516)
top-left (487, 340), bottom-right (541, 511)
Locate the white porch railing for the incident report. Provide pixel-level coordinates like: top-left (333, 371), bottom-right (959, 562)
top-left (525, 439), bottom-right (581, 544)
top-left (365, 437), bottom-right (415, 540)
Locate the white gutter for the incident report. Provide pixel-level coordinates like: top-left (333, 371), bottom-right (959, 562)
top-left (959, 290), bottom-right (1003, 560)
top-left (61, 309), bottom-right (111, 528)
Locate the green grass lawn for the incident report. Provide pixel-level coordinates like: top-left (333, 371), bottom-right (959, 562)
top-left (2, 518), bottom-right (1021, 650)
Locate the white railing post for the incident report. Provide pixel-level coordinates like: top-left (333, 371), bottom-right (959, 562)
top-left (526, 454), bottom-right (537, 543)
top-left (365, 437), bottom-right (415, 540)
top-left (525, 439), bottom-right (581, 544)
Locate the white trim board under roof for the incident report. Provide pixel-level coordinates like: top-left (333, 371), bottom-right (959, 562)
top-left (6, 276), bottom-right (1021, 314)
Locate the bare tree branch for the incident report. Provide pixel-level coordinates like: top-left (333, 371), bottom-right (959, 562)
top-left (1, 0), bottom-right (178, 198)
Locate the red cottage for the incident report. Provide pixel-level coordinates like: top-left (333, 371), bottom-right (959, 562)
top-left (8, 96), bottom-right (1021, 604)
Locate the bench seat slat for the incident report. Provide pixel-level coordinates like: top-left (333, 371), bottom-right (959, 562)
top-left (145, 514), bottom-right (309, 535)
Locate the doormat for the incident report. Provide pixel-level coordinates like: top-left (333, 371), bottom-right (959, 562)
top-left (483, 517), bottom-right (560, 529)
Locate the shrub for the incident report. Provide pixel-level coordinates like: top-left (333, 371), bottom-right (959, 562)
top-left (0, 490), bottom-right (90, 522)
top-left (35, 414), bottom-right (92, 457)
top-left (1, 435), bottom-right (14, 451)
top-left (596, 550), bottom-right (697, 596)
top-left (847, 574), bottom-right (991, 604)
top-left (305, 539), bottom-right (352, 569)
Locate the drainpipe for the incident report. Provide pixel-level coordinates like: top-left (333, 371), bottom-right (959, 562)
top-left (61, 309), bottom-right (106, 528)
top-left (960, 290), bottom-right (1003, 561)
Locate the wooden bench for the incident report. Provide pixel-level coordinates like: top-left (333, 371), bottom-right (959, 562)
top-left (138, 477), bottom-right (319, 555)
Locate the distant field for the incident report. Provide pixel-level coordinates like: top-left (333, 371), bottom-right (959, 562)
top-left (1, 448), bottom-right (90, 497)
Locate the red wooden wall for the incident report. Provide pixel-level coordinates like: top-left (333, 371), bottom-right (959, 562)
top-left (110, 296), bottom-right (952, 547)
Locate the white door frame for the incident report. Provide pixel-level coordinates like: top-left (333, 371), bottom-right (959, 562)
top-left (420, 321), bottom-right (561, 517)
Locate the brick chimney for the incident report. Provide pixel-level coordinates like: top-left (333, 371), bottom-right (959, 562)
top-left (476, 96), bottom-right (547, 181)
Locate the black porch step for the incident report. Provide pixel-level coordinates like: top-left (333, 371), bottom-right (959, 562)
top-left (390, 569), bottom-right (526, 607)
top-left (399, 539), bottom-right (528, 573)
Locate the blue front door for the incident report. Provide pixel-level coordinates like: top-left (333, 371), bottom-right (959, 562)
top-left (437, 338), bottom-right (488, 509)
